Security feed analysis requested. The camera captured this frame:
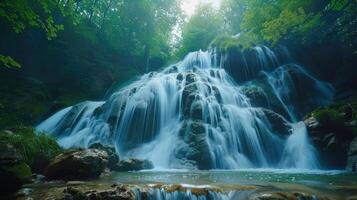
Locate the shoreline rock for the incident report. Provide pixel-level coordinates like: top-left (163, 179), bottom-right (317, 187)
top-left (44, 149), bottom-right (108, 180)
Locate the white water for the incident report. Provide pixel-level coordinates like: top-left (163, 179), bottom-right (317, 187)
top-left (37, 47), bottom-right (334, 170)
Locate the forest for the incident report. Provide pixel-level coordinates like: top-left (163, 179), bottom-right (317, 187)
top-left (0, 0), bottom-right (357, 199)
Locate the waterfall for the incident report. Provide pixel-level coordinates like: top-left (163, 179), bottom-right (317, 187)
top-left (37, 46), bottom-right (334, 170)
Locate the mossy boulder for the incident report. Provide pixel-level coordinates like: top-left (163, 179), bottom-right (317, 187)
top-left (0, 144), bottom-right (32, 195)
top-left (44, 149), bottom-right (108, 180)
top-left (0, 126), bottom-right (62, 173)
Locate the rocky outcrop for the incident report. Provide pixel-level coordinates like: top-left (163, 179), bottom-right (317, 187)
top-left (0, 144), bottom-right (32, 195)
top-left (347, 137), bottom-right (357, 172)
top-left (89, 143), bottom-right (119, 170)
top-left (45, 149), bottom-right (108, 180)
top-left (112, 158), bottom-right (153, 171)
top-left (177, 120), bottom-right (212, 170)
top-left (304, 98), bottom-right (357, 170)
top-left (261, 108), bottom-right (291, 136)
top-left (62, 185), bottom-right (135, 200)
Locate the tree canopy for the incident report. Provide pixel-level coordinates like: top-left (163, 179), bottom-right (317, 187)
top-left (0, 0), bottom-right (181, 70)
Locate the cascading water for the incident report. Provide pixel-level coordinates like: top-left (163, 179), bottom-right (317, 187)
top-left (37, 46), bottom-right (334, 170)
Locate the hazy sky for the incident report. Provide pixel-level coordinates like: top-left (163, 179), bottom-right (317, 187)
top-left (181, 0), bottom-right (222, 17)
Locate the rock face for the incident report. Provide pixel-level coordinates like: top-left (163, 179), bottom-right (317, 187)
top-left (89, 143), bottom-right (119, 170)
top-left (0, 144), bottom-right (32, 195)
top-left (347, 137), bottom-right (357, 172)
top-left (177, 120), bottom-right (212, 170)
top-left (304, 98), bottom-right (357, 170)
top-left (45, 149), bottom-right (108, 180)
top-left (112, 158), bottom-right (153, 171)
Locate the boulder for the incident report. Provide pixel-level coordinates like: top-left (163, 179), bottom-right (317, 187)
top-left (44, 149), bottom-right (108, 180)
top-left (0, 144), bottom-right (32, 195)
top-left (89, 143), bottom-right (119, 170)
top-left (112, 158), bottom-right (153, 171)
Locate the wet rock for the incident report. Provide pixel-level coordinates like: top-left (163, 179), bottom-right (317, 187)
top-left (45, 149), bottom-right (108, 180)
top-left (347, 137), bottom-right (357, 172)
top-left (249, 191), bottom-right (324, 200)
top-left (181, 83), bottom-right (198, 118)
top-left (89, 143), bottom-right (119, 170)
top-left (241, 85), bottom-right (269, 108)
top-left (167, 65), bottom-right (178, 73)
top-left (261, 108), bottom-right (290, 135)
top-left (304, 98), bottom-right (357, 169)
top-left (176, 73), bottom-right (184, 81)
top-left (62, 185), bottom-right (135, 200)
top-left (0, 144), bottom-right (32, 195)
top-left (112, 158), bottom-right (153, 171)
top-left (212, 86), bottom-right (222, 103)
top-left (191, 101), bottom-right (203, 120)
top-left (178, 120), bottom-right (212, 170)
top-left (185, 73), bottom-right (196, 85)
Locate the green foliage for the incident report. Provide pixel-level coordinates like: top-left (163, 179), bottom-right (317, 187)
top-left (0, 55), bottom-right (21, 68)
top-left (210, 34), bottom-right (256, 51)
top-left (314, 108), bottom-right (344, 127)
top-left (2, 163), bottom-right (32, 179)
top-left (312, 97), bottom-right (357, 136)
top-left (220, 0), bottom-right (356, 49)
top-left (177, 3), bottom-right (224, 57)
top-left (0, 126), bottom-right (62, 172)
top-left (0, 0), bottom-right (64, 39)
top-left (238, 0), bottom-right (322, 45)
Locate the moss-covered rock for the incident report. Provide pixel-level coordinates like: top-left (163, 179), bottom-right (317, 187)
top-left (304, 97), bottom-right (357, 169)
top-left (0, 126), bottom-right (62, 173)
top-left (0, 144), bottom-right (32, 195)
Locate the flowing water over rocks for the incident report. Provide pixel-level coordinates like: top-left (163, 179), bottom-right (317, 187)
top-left (16, 170), bottom-right (357, 200)
top-left (37, 47), bottom-right (334, 170)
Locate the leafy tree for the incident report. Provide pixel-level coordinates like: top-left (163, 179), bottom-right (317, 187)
top-left (0, 0), bottom-right (66, 68)
top-left (177, 3), bottom-right (225, 57)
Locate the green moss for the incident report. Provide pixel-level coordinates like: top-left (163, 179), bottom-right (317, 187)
top-left (314, 109), bottom-right (344, 126)
top-left (0, 126), bottom-right (63, 173)
top-left (2, 163), bottom-right (32, 179)
top-left (312, 97), bottom-right (357, 136)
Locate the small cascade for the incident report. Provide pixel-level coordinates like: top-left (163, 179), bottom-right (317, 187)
top-left (279, 122), bottom-right (319, 169)
top-left (37, 45), bottom-right (334, 170)
top-left (132, 185), bottom-right (254, 200)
